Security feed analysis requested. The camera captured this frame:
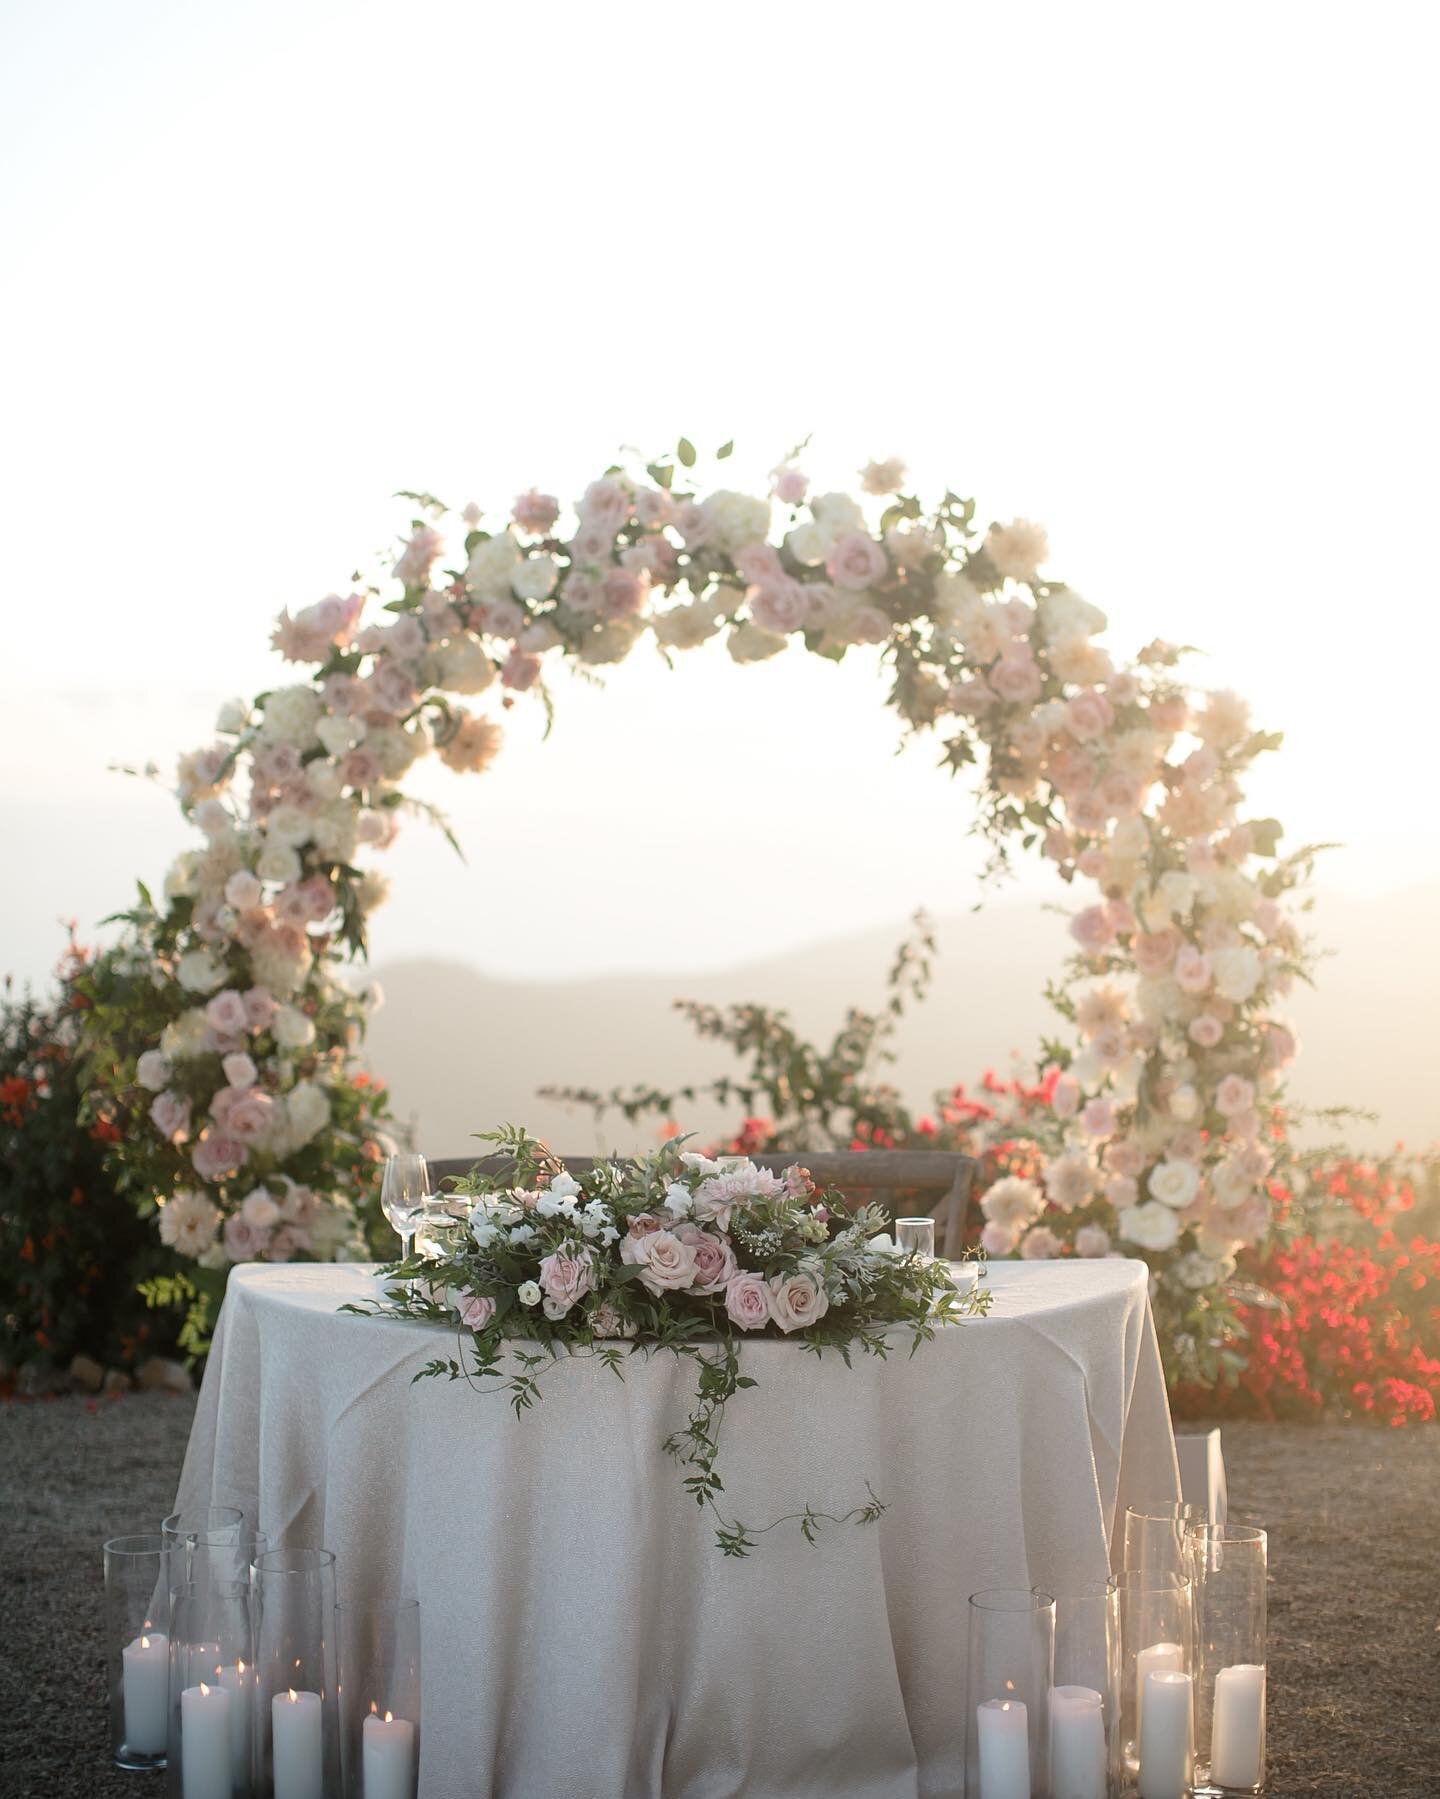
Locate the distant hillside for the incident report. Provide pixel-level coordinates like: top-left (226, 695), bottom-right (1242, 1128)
top-left (362, 887), bottom-right (1439, 1160)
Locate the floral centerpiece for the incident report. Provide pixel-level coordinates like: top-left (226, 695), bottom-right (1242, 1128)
top-left (350, 1127), bottom-right (990, 1555)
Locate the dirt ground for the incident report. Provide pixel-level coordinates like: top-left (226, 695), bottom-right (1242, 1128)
top-left (0, 1396), bottom-right (1435, 1796)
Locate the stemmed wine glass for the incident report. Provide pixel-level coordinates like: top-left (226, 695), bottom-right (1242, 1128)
top-left (381, 1152), bottom-right (431, 1264)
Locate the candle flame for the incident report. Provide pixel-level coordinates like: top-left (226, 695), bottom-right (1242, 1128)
top-left (143, 1617), bottom-right (152, 1630)
top-left (370, 1702), bottom-right (378, 1715)
top-left (288, 1687), bottom-right (298, 1702)
top-left (140, 1635), bottom-right (150, 1650)
top-left (200, 1682), bottom-right (211, 1697)
top-left (237, 1660), bottom-right (245, 1675)
top-left (1004, 1679), bottom-right (1016, 1693)
top-left (384, 1711), bottom-right (393, 1724)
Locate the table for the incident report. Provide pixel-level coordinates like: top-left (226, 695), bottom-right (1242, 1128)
top-left (175, 1260), bottom-right (1178, 1798)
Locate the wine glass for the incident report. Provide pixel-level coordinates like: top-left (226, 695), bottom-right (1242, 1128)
top-left (381, 1153), bottom-right (431, 1264)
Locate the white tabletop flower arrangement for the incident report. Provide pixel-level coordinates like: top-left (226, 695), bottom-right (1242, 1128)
top-left (347, 1127), bottom-right (990, 1555)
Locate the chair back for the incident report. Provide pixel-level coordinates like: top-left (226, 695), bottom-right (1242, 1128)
top-left (426, 1148), bottom-right (976, 1257)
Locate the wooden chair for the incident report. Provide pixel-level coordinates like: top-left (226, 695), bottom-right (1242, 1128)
top-left (427, 1149), bottom-right (977, 1258)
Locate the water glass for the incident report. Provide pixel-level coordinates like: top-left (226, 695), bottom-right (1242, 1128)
top-left (1116, 1569), bottom-right (1193, 1793)
top-left (336, 1598), bottom-right (421, 1798)
top-left (1185, 1524), bottom-right (1267, 1795)
top-left (381, 1154), bottom-right (431, 1261)
top-left (104, 1533), bottom-right (178, 1768)
top-left (965, 1588), bottom-right (1055, 1798)
top-left (895, 1216), bottom-right (936, 1259)
top-left (167, 1579), bottom-right (255, 1798)
top-left (251, 1547), bottom-right (341, 1798)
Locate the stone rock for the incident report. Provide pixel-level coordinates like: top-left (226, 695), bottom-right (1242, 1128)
top-left (16, 1362), bottom-right (65, 1398)
top-left (68, 1354), bottom-right (105, 1393)
top-left (102, 1369), bottom-right (133, 1398)
top-left (136, 1357), bottom-right (193, 1394)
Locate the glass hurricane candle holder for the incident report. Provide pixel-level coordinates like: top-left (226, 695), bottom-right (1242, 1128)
top-left (1116, 1570), bottom-right (1193, 1796)
top-left (104, 1534), bottom-right (178, 1769)
top-left (1123, 1502), bottom-right (1203, 1582)
top-left (336, 1599), bottom-right (421, 1799)
top-left (1184, 1524), bottom-right (1266, 1796)
top-left (1043, 1577), bottom-right (1120, 1799)
top-left (965, 1588), bottom-right (1055, 1799)
top-left (895, 1217), bottom-right (936, 1260)
top-left (167, 1580), bottom-right (255, 1799)
top-left (251, 1547), bottom-right (341, 1799)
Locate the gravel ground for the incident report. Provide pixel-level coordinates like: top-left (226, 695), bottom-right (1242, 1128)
top-left (1, 1396), bottom-right (1436, 1796)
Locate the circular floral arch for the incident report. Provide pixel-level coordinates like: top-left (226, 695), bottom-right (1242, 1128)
top-left (93, 441), bottom-right (1307, 1335)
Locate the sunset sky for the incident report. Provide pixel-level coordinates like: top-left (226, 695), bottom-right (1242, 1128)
top-left (3, 0), bottom-right (1436, 991)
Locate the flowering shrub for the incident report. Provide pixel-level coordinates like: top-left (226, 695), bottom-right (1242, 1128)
top-left (93, 440), bottom-right (1312, 1346)
top-left (0, 935), bottom-right (183, 1375)
top-left (355, 1126), bottom-right (987, 1555)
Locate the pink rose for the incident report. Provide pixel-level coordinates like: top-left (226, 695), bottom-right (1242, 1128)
top-left (733, 543), bottom-right (784, 586)
top-left (243, 987), bottom-right (277, 1031)
top-left (1019, 1226), bottom-right (1062, 1260)
top-left (1070, 906), bottom-right (1116, 956)
top-left (457, 1293), bottom-right (497, 1332)
top-left (265, 1225), bottom-right (303, 1262)
top-left (192, 1133), bottom-right (246, 1180)
top-left (205, 990), bottom-right (249, 1036)
top-left (1064, 690), bottom-right (1114, 742)
top-left (225, 870), bottom-right (263, 911)
top-left (824, 532), bottom-right (888, 591)
top-left (1052, 1075), bottom-right (1081, 1119)
top-left (212, 1086), bottom-right (275, 1143)
top-left (988, 648), bottom-right (1043, 706)
top-left (601, 566), bottom-right (648, 619)
top-left (1174, 945), bottom-right (1213, 994)
top-left (1104, 1174), bottom-right (1138, 1209)
top-left (1214, 1075), bottom-right (1256, 1118)
top-left (766, 1271), bottom-right (829, 1333)
top-left (1134, 930), bottom-right (1179, 975)
top-left (222, 1213), bottom-right (271, 1261)
top-left (1106, 1137), bottom-right (1145, 1179)
top-left (1074, 1225), bottom-right (1112, 1258)
top-left (724, 1272), bottom-right (771, 1331)
top-left (579, 478), bottom-right (631, 531)
top-left (513, 489), bottom-right (561, 535)
top-left (501, 649), bottom-right (543, 691)
top-left (150, 1091), bottom-right (192, 1142)
top-left (341, 747), bottom-right (384, 790)
top-left (748, 581), bottom-right (809, 635)
top-left (537, 1248), bottom-right (595, 1317)
top-left (773, 467), bottom-right (809, 505)
top-left (621, 1229), bottom-right (698, 1294)
top-left (674, 1225), bottom-right (737, 1296)
top-left (1080, 1097), bottom-right (1116, 1139)
top-left (1188, 1014), bottom-right (1224, 1049)
top-left (980, 1220), bottom-right (1019, 1257)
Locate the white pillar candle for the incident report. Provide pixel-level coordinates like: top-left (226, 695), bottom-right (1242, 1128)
top-left (216, 1660), bottom-right (251, 1786)
top-left (181, 1680), bottom-right (234, 1799)
top-left (362, 1709), bottom-right (416, 1799)
top-left (1139, 1668), bottom-right (1193, 1799)
top-left (272, 1688), bottom-right (324, 1799)
top-left (1050, 1684), bottom-right (1106, 1799)
top-left (1135, 1640), bottom-right (1184, 1745)
top-left (1210, 1662), bottom-right (1265, 1789)
top-left (977, 1696), bottom-right (1031, 1799)
top-left (121, 1628), bottom-right (169, 1755)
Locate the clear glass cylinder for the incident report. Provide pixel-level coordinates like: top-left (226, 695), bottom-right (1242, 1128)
top-left (176, 1530), bottom-right (270, 1596)
top-left (1185, 1525), bottom-right (1266, 1796)
top-left (251, 1548), bottom-right (341, 1799)
top-left (965, 1588), bottom-right (1055, 1799)
top-left (163, 1507), bottom-right (247, 1552)
top-left (1046, 1577), bottom-right (1120, 1799)
top-left (895, 1216), bottom-right (936, 1259)
top-left (1123, 1502), bottom-right (1203, 1582)
top-left (336, 1599), bottom-right (421, 1799)
top-left (1116, 1570), bottom-right (1193, 1797)
top-left (104, 1533), bottom-right (178, 1769)
top-left (167, 1579), bottom-right (255, 1799)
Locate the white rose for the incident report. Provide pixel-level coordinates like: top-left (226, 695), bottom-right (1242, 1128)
top-left (1147, 1161), bottom-right (1200, 1209)
top-left (726, 622), bottom-right (787, 664)
top-left (136, 1050), bottom-right (172, 1091)
top-left (465, 532), bottom-right (522, 598)
top-left (317, 714), bottom-right (364, 757)
top-left (306, 760), bottom-right (344, 803)
top-left (1168, 1084), bottom-right (1199, 1121)
top-left (271, 1005), bottom-right (316, 1050)
top-left (261, 685), bottom-right (324, 747)
top-left (810, 492), bottom-right (865, 531)
top-left (1118, 1202), bottom-right (1182, 1252)
top-left (255, 841), bottom-right (303, 885)
top-left (176, 948), bottom-right (226, 994)
top-left (981, 1176), bottom-right (1044, 1232)
top-left (216, 698), bottom-right (250, 734)
top-left (1037, 589), bottom-right (1107, 640)
top-left (265, 804), bottom-right (315, 849)
top-left (512, 553), bottom-right (559, 601)
top-left (285, 1081), bottom-right (330, 1147)
top-left (700, 490), bottom-right (772, 554)
top-left (240, 1186), bottom-right (282, 1230)
top-left (160, 1008), bottom-right (211, 1061)
top-left (1212, 946), bottom-right (1262, 1004)
top-left (784, 520), bottom-right (833, 565)
top-left (1172, 1249), bottom-right (1233, 1290)
top-left (517, 1280), bottom-right (542, 1307)
top-left (1157, 871), bottom-right (1197, 920)
top-left (438, 634), bottom-right (496, 694)
top-left (1210, 1159), bottom-right (1255, 1211)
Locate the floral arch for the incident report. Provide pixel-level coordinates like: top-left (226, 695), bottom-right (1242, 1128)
top-left (86, 440), bottom-right (1309, 1343)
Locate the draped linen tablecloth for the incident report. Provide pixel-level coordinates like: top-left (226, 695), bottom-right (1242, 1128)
top-left (175, 1260), bottom-right (1177, 1799)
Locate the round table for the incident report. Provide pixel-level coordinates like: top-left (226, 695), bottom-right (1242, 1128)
top-left (175, 1259), bottom-right (1178, 1798)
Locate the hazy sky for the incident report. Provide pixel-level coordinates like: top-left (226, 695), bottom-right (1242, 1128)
top-left (3, 1), bottom-right (1436, 993)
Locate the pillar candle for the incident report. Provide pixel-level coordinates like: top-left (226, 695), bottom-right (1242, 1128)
top-left (1210, 1662), bottom-right (1265, 1789)
top-left (1139, 1668), bottom-right (1192, 1799)
top-left (121, 1629), bottom-right (169, 1756)
top-left (1135, 1640), bottom-right (1183, 1744)
top-left (216, 1660), bottom-right (251, 1786)
top-left (272, 1688), bottom-right (324, 1799)
top-left (362, 1709), bottom-right (416, 1799)
top-left (1050, 1684), bottom-right (1106, 1799)
top-left (977, 1697), bottom-right (1031, 1799)
top-left (181, 1680), bottom-right (234, 1799)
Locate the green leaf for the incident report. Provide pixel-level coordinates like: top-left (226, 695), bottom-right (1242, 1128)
top-left (676, 437), bottom-right (697, 468)
top-left (716, 440), bottom-right (734, 460)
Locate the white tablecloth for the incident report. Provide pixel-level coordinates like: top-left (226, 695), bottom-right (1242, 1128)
top-left (175, 1260), bottom-right (1178, 1799)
